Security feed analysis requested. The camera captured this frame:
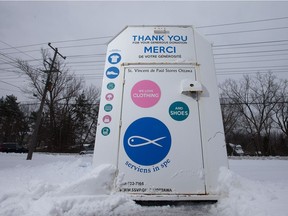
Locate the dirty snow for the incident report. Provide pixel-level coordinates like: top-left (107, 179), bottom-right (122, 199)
top-left (0, 153), bottom-right (287, 216)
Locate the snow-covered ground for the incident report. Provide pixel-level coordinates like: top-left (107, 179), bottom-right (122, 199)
top-left (0, 153), bottom-right (287, 216)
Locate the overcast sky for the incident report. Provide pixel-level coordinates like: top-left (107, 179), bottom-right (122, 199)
top-left (1, 1), bottom-right (288, 102)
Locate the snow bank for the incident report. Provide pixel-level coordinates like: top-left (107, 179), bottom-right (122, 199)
top-left (215, 168), bottom-right (267, 216)
top-left (0, 154), bottom-right (135, 216)
top-left (0, 153), bottom-right (287, 216)
top-left (59, 164), bottom-right (116, 196)
top-left (211, 166), bottom-right (288, 216)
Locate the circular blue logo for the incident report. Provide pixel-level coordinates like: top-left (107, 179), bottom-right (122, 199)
top-left (106, 67), bottom-right (119, 79)
top-left (123, 117), bottom-right (171, 166)
top-left (107, 82), bottom-right (115, 90)
top-left (169, 101), bottom-right (189, 121)
top-left (108, 53), bottom-right (121, 64)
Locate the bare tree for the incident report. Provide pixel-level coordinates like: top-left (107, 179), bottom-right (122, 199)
top-left (81, 86), bottom-right (101, 144)
top-left (16, 49), bottom-right (100, 152)
top-left (274, 80), bottom-right (288, 137)
top-left (71, 87), bottom-right (100, 148)
top-left (220, 73), bottom-right (281, 155)
top-left (220, 96), bottom-right (242, 139)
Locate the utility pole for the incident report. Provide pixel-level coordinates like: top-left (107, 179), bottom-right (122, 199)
top-left (27, 43), bottom-right (66, 160)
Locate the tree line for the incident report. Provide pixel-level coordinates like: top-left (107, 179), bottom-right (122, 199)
top-left (0, 94), bottom-right (99, 152)
top-left (0, 49), bottom-right (100, 152)
top-left (220, 73), bottom-right (288, 156)
top-left (1, 48), bottom-right (288, 155)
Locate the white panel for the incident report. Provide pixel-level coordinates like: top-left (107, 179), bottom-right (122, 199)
top-left (192, 29), bottom-right (228, 193)
top-left (117, 65), bottom-right (205, 194)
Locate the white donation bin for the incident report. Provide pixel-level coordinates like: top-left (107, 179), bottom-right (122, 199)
top-left (93, 26), bottom-right (228, 201)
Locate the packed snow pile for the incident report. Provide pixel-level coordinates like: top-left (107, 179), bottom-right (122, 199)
top-left (0, 153), bottom-right (287, 216)
top-left (59, 164), bottom-right (116, 196)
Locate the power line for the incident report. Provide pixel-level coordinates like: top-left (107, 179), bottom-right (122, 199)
top-left (0, 80), bottom-right (22, 89)
top-left (57, 43), bottom-right (106, 49)
top-left (215, 58), bottom-right (288, 64)
top-left (0, 77), bottom-right (24, 80)
top-left (0, 74), bottom-right (19, 78)
top-left (3, 49), bottom-right (42, 55)
top-left (213, 39), bottom-right (288, 47)
top-left (72, 68), bottom-right (104, 71)
top-left (216, 72), bottom-right (288, 76)
top-left (213, 43), bottom-right (288, 50)
top-left (216, 65), bottom-right (288, 70)
top-left (66, 60), bottom-right (105, 64)
top-left (0, 58), bottom-right (16, 67)
top-left (69, 63), bottom-right (104, 67)
top-left (0, 51), bottom-right (17, 62)
top-left (206, 26), bottom-right (288, 36)
top-left (0, 58), bottom-right (42, 65)
top-left (0, 39), bottom-right (40, 63)
top-left (216, 68), bottom-right (288, 72)
top-left (66, 53), bottom-right (106, 58)
top-left (1, 21), bottom-right (288, 83)
top-left (214, 49), bottom-right (288, 55)
top-left (0, 36), bottom-right (112, 51)
top-left (75, 73), bottom-right (103, 76)
top-left (2, 43), bottom-right (107, 55)
top-left (1, 43), bottom-right (106, 55)
top-left (0, 70), bottom-right (24, 77)
top-left (196, 16), bottom-right (288, 28)
top-left (0, 43), bottom-right (46, 51)
top-left (0, 87), bottom-right (23, 93)
top-left (216, 70), bottom-right (288, 76)
top-left (75, 76), bottom-right (103, 80)
top-left (1, 60), bottom-right (105, 70)
top-left (0, 75), bottom-right (24, 79)
top-left (50, 36), bottom-right (112, 44)
top-left (0, 69), bottom-right (22, 74)
top-left (220, 100), bottom-right (288, 105)
top-left (214, 52), bottom-right (288, 59)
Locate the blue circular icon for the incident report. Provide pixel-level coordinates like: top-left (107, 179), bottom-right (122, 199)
top-left (104, 104), bottom-right (113, 112)
top-left (107, 82), bottom-right (115, 90)
top-left (108, 53), bottom-right (121, 64)
top-left (106, 67), bottom-right (120, 79)
top-left (169, 101), bottom-right (189, 121)
top-left (123, 117), bottom-right (171, 166)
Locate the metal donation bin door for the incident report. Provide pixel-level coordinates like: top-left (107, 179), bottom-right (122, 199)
top-left (117, 64), bottom-right (205, 195)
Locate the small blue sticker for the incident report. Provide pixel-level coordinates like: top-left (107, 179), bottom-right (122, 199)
top-left (104, 104), bottom-right (113, 112)
top-left (106, 67), bottom-right (120, 79)
top-left (108, 53), bottom-right (121, 64)
top-left (107, 82), bottom-right (115, 90)
top-left (101, 127), bottom-right (110, 136)
top-left (123, 117), bottom-right (171, 166)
